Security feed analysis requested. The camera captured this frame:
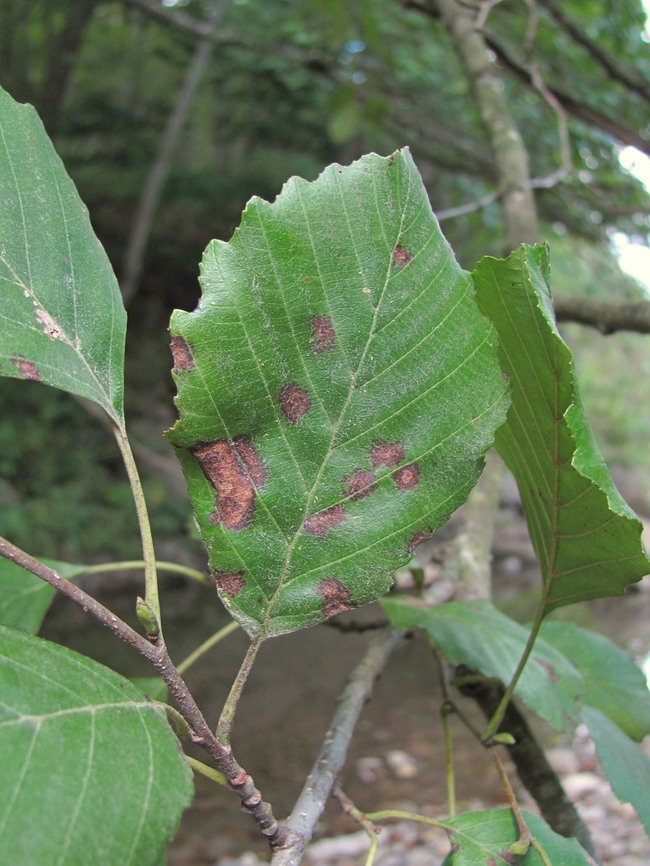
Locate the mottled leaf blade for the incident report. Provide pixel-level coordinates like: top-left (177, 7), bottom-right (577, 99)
top-left (382, 597), bottom-right (582, 731)
top-left (0, 626), bottom-right (193, 865)
top-left (444, 809), bottom-right (590, 865)
top-left (0, 87), bottom-right (126, 423)
top-left (541, 620), bottom-right (650, 741)
top-left (167, 150), bottom-right (509, 638)
top-left (473, 245), bottom-right (649, 612)
top-left (0, 556), bottom-right (87, 633)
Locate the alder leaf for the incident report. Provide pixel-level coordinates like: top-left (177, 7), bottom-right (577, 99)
top-left (473, 245), bottom-right (649, 612)
top-left (167, 149), bottom-right (509, 638)
top-left (0, 556), bottom-right (87, 634)
top-left (0, 87), bottom-right (126, 424)
top-left (0, 626), bottom-right (193, 865)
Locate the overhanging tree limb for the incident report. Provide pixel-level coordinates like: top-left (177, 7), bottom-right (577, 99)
top-left (120, 0), bottom-right (228, 304)
top-left (554, 296), bottom-right (650, 335)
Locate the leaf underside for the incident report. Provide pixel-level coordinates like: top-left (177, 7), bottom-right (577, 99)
top-left (473, 245), bottom-right (649, 613)
top-left (167, 149), bottom-right (509, 638)
top-left (0, 87), bottom-right (126, 424)
top-left (0, 626), bottom-right (193, 865)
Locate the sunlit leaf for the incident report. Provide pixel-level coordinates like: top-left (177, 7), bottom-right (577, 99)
top-left (167, 149), bottom-right (509, 638)
top-left (0, 626), bottom-right (193, 864)
top-left (0, 87), bottom-right (126, 424)
top-left (473, 245), bottom-right (649, 612)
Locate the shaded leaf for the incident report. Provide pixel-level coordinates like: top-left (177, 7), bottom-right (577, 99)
top-left (0, 625), bottom-right (193, 864)
top-left (382, 598), bottom-right (582, 731)
top-left (583, 706), bottom-right (650, 837)
top-left (0, 556), bottom-right (87, 634)
top-left (473, 245), bottom-right (649, 612)
top-left (167, 149), bottom-right (509, 638)
top-left (0, 87), bottom-right (126, 424)
top-left (443, 808), bottom-right (590, 865)
top-left (541, 620), bottom-right (650, 741)
top-left (131, 676), bottom-right (169, 702)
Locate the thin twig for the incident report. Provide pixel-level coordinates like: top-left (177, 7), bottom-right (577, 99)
top-left (270, 628), bottom-right (402, 866)
top-left (216, 634), bottom-right (263, 746)
top-left (0, 537), bottom-right (295, 849)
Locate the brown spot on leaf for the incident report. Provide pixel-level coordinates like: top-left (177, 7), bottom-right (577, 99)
top-left (214, 570), bottom-right (245, 597)
top-left (392, 244), bottom-right (413, 268)
top-left (370, 441), bottom-right (405, 468)
top-left (193, 437), bottom-right (267, 531)
top-left (343, 469), bottom-right (377, 501)
top-left (279, 383), bottom-right (311, 424)
top-left (318, 578), bottom-right (353, 617)
top-left (311, 315), bottom-right (336, 354)
top-left (394, 463), bottom-right (420, 491)
top-left (303, 504), bottom-right (347, 536)
top-left (536, 658), bottom-right (560, 682)
top-left (408, 529), bottom-right (432, 553)
top-left (170, 335), bottom-right (194, 372)
top-left (11, 357), bottom-right (40, 381)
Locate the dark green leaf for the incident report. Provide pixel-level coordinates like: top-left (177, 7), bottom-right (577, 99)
top-left (167, 149), bottom-right (509, 638)
top-left (444, 808), bottom-right (590, 865)
top-left (382, 598), bottom-right (582, 731)
top-left (583, 706), bottom-right (650, 837)
top-left (541, 620), bottom-right (650, 741)
top-left (0, 626), bottom-right (193, 864)
top-left (0, 87), bottom-right (126, 424)
top-left (0, 557), bottom-right (87, 633)
top-left (473, 245), bottom-right (649, 613)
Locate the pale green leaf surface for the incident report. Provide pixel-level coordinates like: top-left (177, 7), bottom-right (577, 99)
top-left (382, 598), bottom-right (582, 731)
top-left (0, 557), bottom-right (87, 634)
top-left (541, 620), bottom-right (650, 741)
top-left (167, 150), bottom-right (509, 638)
top-left (443, 809), bottom-right (590, 865)
top-left (473, 245), bottom-right (649, 612)
top-left (0, 87), bottom-right (126, 423)
top-left (583, 706), bottom-right (650, 836)
top-left (0, 626), bottom-right (193, 865)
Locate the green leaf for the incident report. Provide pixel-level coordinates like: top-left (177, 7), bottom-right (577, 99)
top-left (0, 87), bottom-right (126, 424)
top-left (382, 598), bottom-right (582, 731)
top-left (167, 149), bottom-right (509, 638)
top-left (444, 808), bottom-right (591, 865)
top-left (473, 244), bottom-right (649, 613)
top-left (541, 620), bottom-right (650, 741)
top-left (0, 557), bottom-right (87, 634)
top-left (0, 625), bottom-right (193, 864)
top-left (583, 706), bottom-right (650, 837)
top-left (130, 676), bottom-right (169, 702)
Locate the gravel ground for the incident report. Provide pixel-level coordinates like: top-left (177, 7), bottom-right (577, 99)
top-left (215, 731), bottom-right (650, 866)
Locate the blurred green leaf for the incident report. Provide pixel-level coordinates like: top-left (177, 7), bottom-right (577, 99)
top-left (0, 87), bottom-right (126, 424)
top-left (167, 149), bottom-right (509, 638)
top-left (382, 598), bottom-right (582, 732)
top-left (0, 556), bottom-right (87, 633)
top-left (541, 620), bottom-right (650, 741)
top-left (443, 808), bottom-right (590, 865)
top-left (473, 245), bottom-right (649, 613)
top-left (583, 706), bottom-right (650, 837)
top-left (0, 626), bottom-right (193, 864)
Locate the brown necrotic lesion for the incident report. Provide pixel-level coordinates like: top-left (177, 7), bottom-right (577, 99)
top-left (193, 436), bottom-right (267, 531)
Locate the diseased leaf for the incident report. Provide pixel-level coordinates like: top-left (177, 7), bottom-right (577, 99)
top-left (0, 626), bottom-right (193, 865)
top-left (0, 557), bottom-right (87, 634)
top-left (167, 150), bottom-right (509, 638)
top-left (382, 598), bottom-right (582, 732)
top-left (443, 808), bottom-right (590, 865)
top-left (473, 245), bottom-right (649, 612)
top-left (583, 706), bottom-right (650, 837)
top-left (541, 620), bottom-right (650, 741)
top-left (0, 87), bottom-right (126, 424)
